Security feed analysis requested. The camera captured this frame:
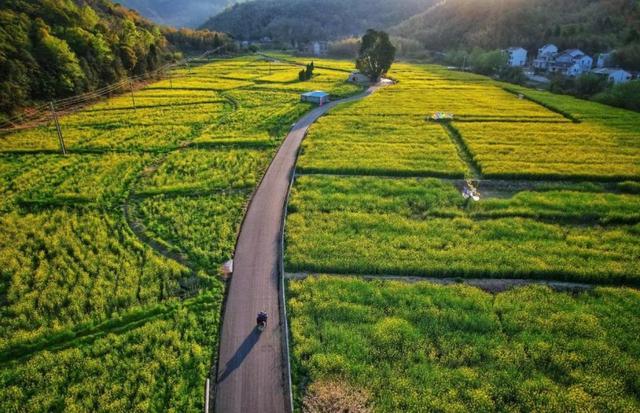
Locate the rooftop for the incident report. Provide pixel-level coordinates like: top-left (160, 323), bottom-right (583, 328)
top-left (562, 49), bottom-right (586, 57)
top-left (301, 91), bottom-right (329, 98)
top-left (592, 68), bottom-right (629, 75)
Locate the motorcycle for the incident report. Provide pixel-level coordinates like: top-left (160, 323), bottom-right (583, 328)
top-left (256, 311), bottom-right (268, 332)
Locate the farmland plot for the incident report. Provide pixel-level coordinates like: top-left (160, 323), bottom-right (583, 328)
top-left (286, 176), bottom-right (640, 284)
top-left (288, 62), bottom-right (640, 284)
top-left (0, 55), bottom-right (363, 410)
top-left (136, 148), bottom-right (272, 195)
top-left (298, 117), bottom-right (466, 177)
top-left (0, 153), bottom-right (148, 208)
top-left (453, 121), bottom-right (640, 180)
top-left (281, 59), bottom-right (640, 413)
top-left (132, 193), bottom-right (248, 271)
top-left (0, 209), bottom-right (188, 351)
top-left (0, 290), bottom-right (222, 413)
top-left (288, 276), bottom-right (640, 412)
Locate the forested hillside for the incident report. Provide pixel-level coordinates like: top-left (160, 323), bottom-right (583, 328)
top-left (201, 0), bottom-right (435, 42)
top-left (0, 0), bottom-right (232, 120)
top-left (391, 0), bottom-right (640, 68)
top-left (118, 0), bottom-right (240, 28)
top-left (203, 0), bottom-right (640, 69)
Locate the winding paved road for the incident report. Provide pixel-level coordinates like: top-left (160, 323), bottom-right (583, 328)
top-left (214, 84), bottom-right (382, 413)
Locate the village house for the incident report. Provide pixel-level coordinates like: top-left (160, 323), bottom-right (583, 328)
top-left (304, 41), bottom-right (328, 57)
top-left (547, 49), bottom-right (593, 77)
top-left (533, 44), bottom-right (558, 70)
top-left (506, 47), bottom-right (527, 67)
top-left (592, 68), bottom-right (633, 84)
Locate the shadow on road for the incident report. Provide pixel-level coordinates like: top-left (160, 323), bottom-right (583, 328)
top-left (218, 328), bottom-right (261, 384)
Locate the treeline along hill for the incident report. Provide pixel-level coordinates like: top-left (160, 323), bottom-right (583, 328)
top-left (0, 0), bottom-right (234, 122)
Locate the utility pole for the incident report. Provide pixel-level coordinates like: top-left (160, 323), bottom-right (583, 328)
top-left (128, 80), bottom-right (137, 111)
top-left (49, 101), bottom-right (66, 155)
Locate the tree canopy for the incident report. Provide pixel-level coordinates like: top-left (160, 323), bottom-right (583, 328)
top-left (0, 0), bottom-right (233, 120)
top-left (356, 30), bottom-right (396, 81)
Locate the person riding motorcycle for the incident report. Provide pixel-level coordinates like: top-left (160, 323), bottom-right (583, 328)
top-left (256, 311), bottom-right (268, 331)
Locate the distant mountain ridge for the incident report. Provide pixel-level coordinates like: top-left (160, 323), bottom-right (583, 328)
top-left (118, 0), bottom-right (242, 28)
top-left (390, 0), bottom-right (640, 55)
top-left (202, 0), bottom-right (640, 69)
top-left (200, 0), bottom-right (436, 42)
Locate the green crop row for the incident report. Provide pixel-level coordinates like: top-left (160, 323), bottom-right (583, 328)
top-left (0, 153), bottom-right (149, 209)
top-left (0, 209), bottom-right (189, 350)
top-left (288, 276), bottom-right (640, 412)
top-left (285, 175), bottom-right (640, 284)
top-left (136, 148), bottom-right (272, 196)
top-left (0, 289), bottom-right (223, 412)
top-left (131, 193), bottom-right (248, 271)
top-left (0, 54), bottom-right (365, 410)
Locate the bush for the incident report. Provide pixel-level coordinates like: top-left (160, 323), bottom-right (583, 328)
top-left (574, 73), bottom-right (608, 98)
top-left (593, 80), bottom-right (640, 112)
top-left (470, 49), bottom-right (508, 75)
top-left (298, 62), bottom-right (314, 81)
top-left (498, 66), bottom-right (526, 84)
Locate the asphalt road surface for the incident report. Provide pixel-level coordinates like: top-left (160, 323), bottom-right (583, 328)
top-left (214, 84), bottom-right (381, 413)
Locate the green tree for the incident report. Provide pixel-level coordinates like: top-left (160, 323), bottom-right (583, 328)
top-left (574, 73), bottom-right (608, 98)
top-left (613, 44), bottom-right (640, 71)
top-left (0, 0), bottom-right (234, 118)
top-left (470, 49), bottom-right (508, 75)
top-left (305, 61), bottom-right (314, 80)
top-left (593, 80), bottom-right (640, 112)
top-left (356, 29), bottom-right (395, 81)
top-left (33, 24), bottom-right (84, 98)
top-left (499, 66), bottom-right (527, 84)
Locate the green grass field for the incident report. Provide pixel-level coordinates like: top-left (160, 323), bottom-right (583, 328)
top-left (0, 55), bottom-right (362, 410)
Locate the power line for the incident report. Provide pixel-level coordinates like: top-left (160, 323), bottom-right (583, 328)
top-left (0, 46), bottom-right (225, 132)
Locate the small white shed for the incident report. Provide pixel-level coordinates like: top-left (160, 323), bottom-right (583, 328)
top-left (301, 91), bottom-right (329, 105)
top-left (348, 71), bottom-right (369, 84)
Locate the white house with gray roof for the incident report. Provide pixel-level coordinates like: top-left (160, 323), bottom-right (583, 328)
top-left (548, 49), bottom-right (593, 77)
top-left (506, 47), bottom-right (527, 67)
top-left (592, 68), bottom-right (632, 84)
top-left (533, 44), bottom-right (558, 70)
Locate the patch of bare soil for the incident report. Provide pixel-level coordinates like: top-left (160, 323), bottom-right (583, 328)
top-left (302, 380), bottom-right (372, 413)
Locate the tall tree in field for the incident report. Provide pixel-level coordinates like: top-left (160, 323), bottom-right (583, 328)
top-left (356, 29), bottom-right (395, 81)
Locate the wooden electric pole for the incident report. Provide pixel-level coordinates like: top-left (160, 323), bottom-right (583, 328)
top-left (49, 101), bottom-right (66, 155)
top-left (129, 80), bottom-right (137, 111)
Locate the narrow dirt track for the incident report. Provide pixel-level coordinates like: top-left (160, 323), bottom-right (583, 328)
top-left (214, 84), bottom-right (382, 413)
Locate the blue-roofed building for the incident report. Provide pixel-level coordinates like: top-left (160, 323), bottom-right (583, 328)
top-left (300, 91), bottom-right (329, 105)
